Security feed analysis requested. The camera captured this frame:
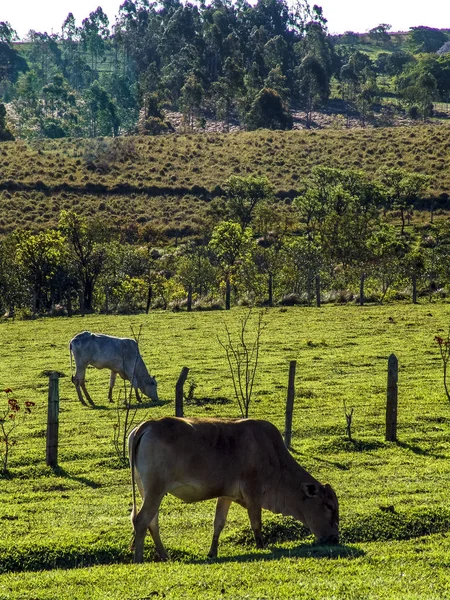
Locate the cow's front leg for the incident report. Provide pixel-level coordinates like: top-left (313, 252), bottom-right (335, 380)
top-left (134, 388), bottom-right (142, 403)
top-left (109, 371), bottom-right (117, 402)
top-left (208, 497), bottom-right (232, 558)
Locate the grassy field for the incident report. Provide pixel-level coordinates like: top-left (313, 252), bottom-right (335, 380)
top-left (1, 124), bottom-right (450, 235)
top-left (1, 303), bottom-right (450, 598)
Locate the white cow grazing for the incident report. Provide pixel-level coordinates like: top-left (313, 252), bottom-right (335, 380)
top-left (69, 331), bottom-right (158, 407)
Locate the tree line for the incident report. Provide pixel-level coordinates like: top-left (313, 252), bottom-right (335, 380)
top-left (0, 168), bottom-right (449, 317)
top-left (1, 2), bottom-right (450, 139)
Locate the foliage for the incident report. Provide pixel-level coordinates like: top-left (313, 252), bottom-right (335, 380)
top-left (244, 88), bottom-right (293, 131)
top-left (0, 388), bottom-right (35, 474)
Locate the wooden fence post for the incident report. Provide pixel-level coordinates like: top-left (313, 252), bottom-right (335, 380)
top-left (46, 371), bottom-right (60, 467)
top-left (284, 360), bottom-right (296, 448)
top-left (386, 354), bottom-right (398, 442)
top-left (175, 367), bottom-right (189, 417)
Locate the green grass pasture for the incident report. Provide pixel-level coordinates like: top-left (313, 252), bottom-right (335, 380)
top-left (1, 304), bottom-right (450, 598)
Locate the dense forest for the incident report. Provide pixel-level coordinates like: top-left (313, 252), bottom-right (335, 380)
top-left (1, 0), bottom-right (450, 139)
top-left (1, 1), bottom-right (450, 317)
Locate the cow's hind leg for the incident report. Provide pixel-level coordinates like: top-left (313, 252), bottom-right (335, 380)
top-left (133, 493), bottom-right (166, 563)
top-left (80, 381), bottom-right (96, 407)
top-left (208, 497), bottom-right (232, 558)
top-left (73, 379), bottom-right (88, 407)
top-left (148, 510), bottom-right (167, 561)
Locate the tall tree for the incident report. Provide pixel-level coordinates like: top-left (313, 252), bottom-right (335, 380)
top-left (59, 211), bottom-right (108, 313)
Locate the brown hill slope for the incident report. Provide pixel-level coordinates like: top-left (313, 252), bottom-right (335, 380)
top-left (0, 124), bottom-right (449, 235)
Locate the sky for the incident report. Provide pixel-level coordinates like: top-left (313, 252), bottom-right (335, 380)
top-left (1, 0), bottom-right (450, 39)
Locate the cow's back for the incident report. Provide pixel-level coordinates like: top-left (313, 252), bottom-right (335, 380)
top-left (72, 331), bottom-right (139, 373)
top-left (132, 417), bottom-right (288, 502)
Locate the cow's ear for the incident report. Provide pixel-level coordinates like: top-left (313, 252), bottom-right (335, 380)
top-left (302, 483), bottom-right (319, 498)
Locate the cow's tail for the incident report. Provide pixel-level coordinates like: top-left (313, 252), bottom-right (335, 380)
top-left (129, 420), bottom-right (152, 551)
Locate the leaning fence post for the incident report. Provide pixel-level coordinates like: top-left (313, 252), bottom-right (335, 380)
top-left (284, 360), bottom-right (297, 448)
top-left (386, 354), bottom-right (398, 442)
top-left (46, 371), bottom-right (60, 467)
top-left (175, 367), bottom-right (189, 417)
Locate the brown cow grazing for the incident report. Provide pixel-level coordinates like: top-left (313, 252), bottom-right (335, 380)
top-left (129, 417), bottom-right (339, 562)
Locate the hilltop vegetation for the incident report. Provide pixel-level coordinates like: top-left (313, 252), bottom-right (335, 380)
top-left (1, 1), bottom-right (450, 139)
top-left (1, 2), bottom-right (450, 318)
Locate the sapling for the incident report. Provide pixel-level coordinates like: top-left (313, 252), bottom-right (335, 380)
top-left (435, 331), bottom-right (450, 402)
top-left (218, 309), bottom-right (266, 418)
top-left (0, 388), bottom-right (35, 474)
top-left (112, 325), bottom-right (152, 465)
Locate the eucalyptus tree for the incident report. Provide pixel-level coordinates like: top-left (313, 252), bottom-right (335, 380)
top-left (0, 21), bottom-right (27, 99)
top-left (81, 6), bottom-right (110, 72)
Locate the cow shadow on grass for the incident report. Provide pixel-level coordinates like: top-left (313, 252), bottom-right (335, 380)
top-left (167, 543), bottom-right (364, 565)
top-left (87, 398), bottom-right (171, 411)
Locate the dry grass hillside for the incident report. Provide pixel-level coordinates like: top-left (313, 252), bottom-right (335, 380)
top-left (0, 123), bottom-right (449, 236)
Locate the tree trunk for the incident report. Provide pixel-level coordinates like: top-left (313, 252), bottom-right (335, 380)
top-left (315, 274), bottom-right (321, 308)
top-left (268, 273), bottom-right (273, 307)
top-left (412, 273), bottom-right (417, 304)
top-left (359, 272), bottom-right (365, 306)
top-left (67, 289), bottom-right (72, 317)
top-left (146, 285), bottom-right (152, 313)
top-left (78, 291), bottom-right (85, 316)
top-left (187, 283), bottom-right (193, 312)
top-left (225, 276), bottom-right (231, 310)
top-left (400, 208), bottom-right (405, 235)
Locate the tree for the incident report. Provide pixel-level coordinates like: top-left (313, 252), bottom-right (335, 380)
top-left (0, 103), bottom-right (13, 140)
top-left (0, 22), bottom-right (28, 92)
top-left (15, 230), bottom-right (66, 314)
top-left (180, 73), bottom-right (203, 130)
top-left (407, 26), bottom-right (448, 54)
top-left (225, 175), bottom-right (274, 228)
top-left (209, 221), bottom-right (254, 309)
top-left (380, 168), bottom-right (431, 235)
top-left (244, 87), bottom-right (292, 130)
top-left (81, 7), bottom-right (110, 71)
top-left (296, 54), bottom-right (328, 127)
top-left (368, 24), bottom-right (391, 47)
top-left (59, 211), bottom-right (108, 313)
top-left (84, 81), bottom-right (120, 136)
top-left (0, 235), bottom-right (26, 316)
top-left (175, 243), bottom-right (217, 310)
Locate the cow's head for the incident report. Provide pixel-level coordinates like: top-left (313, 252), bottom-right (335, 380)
top-left (143, 375), bottom-right (158, 401)
top-left (301, 482), bottom-right (339, 545)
